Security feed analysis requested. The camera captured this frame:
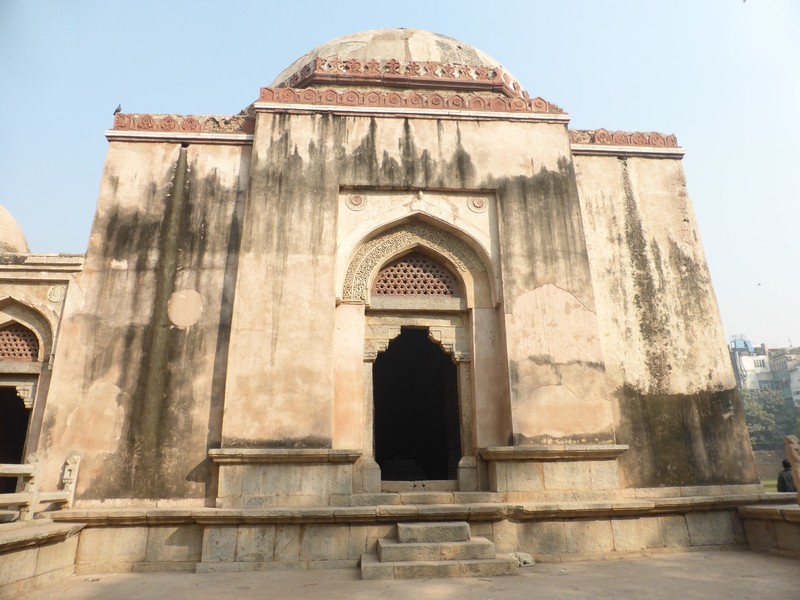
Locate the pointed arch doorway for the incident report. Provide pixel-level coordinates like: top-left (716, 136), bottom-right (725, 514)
top-left (0, 319), bottom-right (45, 493)
top-left (336, 217), bottom-right (510, 493)
top-left (373, 327), bottom-right (460, 481)
top-left (363, 246), bottom-right (475, 490)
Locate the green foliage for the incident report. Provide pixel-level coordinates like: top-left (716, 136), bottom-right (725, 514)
top-left (741, 389), bottom-right (799, 445)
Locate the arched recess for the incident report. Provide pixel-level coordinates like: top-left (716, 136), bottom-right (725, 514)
top-left (333, 219), bottom-right (511, 493)
top-left (341, 219), bottom-right (495, 309)
top-left (0, 299), bottom-right (54, 485)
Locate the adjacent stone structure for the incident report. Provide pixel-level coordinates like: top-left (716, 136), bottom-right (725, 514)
top-left (1, 29), bottom-right (776, 580)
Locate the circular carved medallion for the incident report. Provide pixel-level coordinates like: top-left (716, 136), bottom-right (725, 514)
top-left (468, 197), bottom-right (488, 213)
top-left (47, 285), bottom-right (67, 302)
top-left (346, 194), bottom-right (368, 211)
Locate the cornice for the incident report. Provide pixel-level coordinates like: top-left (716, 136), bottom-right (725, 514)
top-left (256, 86), bottom-right (565, 120)
top-left (276, 57), bottom-right (529, 99)
top-left (569, 128), bottom-right (684, 158)
top-left (109, 113), bottom-right (255, 143)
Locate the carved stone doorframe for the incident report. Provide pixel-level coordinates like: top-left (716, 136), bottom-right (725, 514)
top-left (362, 311), bottom-right (477, 491)
top-left (339, 219), bottom-right (497, 493)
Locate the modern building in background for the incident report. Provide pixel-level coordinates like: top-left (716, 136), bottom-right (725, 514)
top-left (729, 334), bottom-right (800, 406)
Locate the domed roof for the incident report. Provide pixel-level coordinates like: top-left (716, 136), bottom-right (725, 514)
top-left (272, 28), bottom-right (523, 93)
top-left (0, 205), bottom-right (29, 253)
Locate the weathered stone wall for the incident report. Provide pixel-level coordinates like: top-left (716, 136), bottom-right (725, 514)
top-left (38, 141), bottom-right (251, 503)
top-left (574, 154), bottom-right (757, 487)
top-left (221, 111), bottom-right (614, 453)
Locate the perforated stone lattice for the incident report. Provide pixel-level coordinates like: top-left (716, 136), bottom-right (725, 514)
top-left (373, 252), bottom-right (460, 296)
top-left (0, 323), bottom-right (39, 361)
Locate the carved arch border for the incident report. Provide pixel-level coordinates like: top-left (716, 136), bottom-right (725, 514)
top-left (0, 297), bottom-right (54, 363)
top-left (342, 221), bottom-right (491, 306)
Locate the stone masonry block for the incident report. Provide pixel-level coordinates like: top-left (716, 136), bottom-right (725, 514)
top-left (742, 519), bottom-right (777, 549)
top-left (491, 519), bottom-right (519, 553)
top-left (500, 462), bottom-right (545, 492)
top-left (236, 525), bottom-right (276, 562)
top-left (34, 534), bottom-right (79, 576)
top-left (144, 525), bottom-right (202, 563)
top-left (590, 461), bottom-right (620, 490)
top-left (398, 522), bottom-right (470, 543)
top-left (440, 538), bottom-right (495, 560)
top-left (360, 553), bottom-right (395, 580)
top-left (544, 461), bottom-right (591, 491)
top-left (378, 539), bottom-right (440, 562)
top-left (273, 525), bottom-right (302, 562)
top-left (611, 518), bottom-right (646, 552)
top-left (0, 547), bottom-right (36, 587)
top-left (217, 464), bottom-right (243, 500)
top-left (517, 520), bottom-right (566, 555)
top-left (775, 521), bottom-right (800, 552)
top-left (299, 525), bottom-right (350, 561)
top-left (365, 525), bottom-right (395, 553)
top-left (564, 520), bottom-right (614, 554)
top-left (686, 512), bottom-right (735, 546)
top-left (639, 516), bottom-right (665, 548)
top-left (347, 526), bottom-right (368, 559)
top-left (201, 527), bottom-right (237, 562)
top-left (77, 527), bottom-right (147, 565)
top-left (660, 515), bottom-right (691, 548)
top-left (393, 560), bottom-right (462, 579)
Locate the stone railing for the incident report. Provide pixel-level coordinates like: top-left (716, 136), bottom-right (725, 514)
top-left (0, 455), bottom-right (80, 521)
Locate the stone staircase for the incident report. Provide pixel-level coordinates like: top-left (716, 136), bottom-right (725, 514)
top-left (360, 521), bottom-right (519, 579)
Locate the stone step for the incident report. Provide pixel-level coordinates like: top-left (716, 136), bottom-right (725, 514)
top-left (378, 536), bottom-right (496, 562)
top-left (361, 552), bottom-right (519, 580)
top-left (397, 521), bottom-right (470, 543)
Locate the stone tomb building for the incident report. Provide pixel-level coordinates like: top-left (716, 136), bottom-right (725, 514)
top-left (0, 29), bottom-right (769, 576)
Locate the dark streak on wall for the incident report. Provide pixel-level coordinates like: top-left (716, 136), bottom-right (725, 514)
top-left (616, 385), bottom-right (758, 487)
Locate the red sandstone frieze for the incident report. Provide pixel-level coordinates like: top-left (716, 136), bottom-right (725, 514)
top-left (112, 113), bottom-right (255, 134)
top-left (276, 57), bottom-right (529, 99)
top-left (569, 129), bottom-right (678, 148)
top-left (258, 87), bottom-right (563, 114)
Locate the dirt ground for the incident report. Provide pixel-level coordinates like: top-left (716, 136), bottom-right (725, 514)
top-left (24, 550), bottom-right (800, 600)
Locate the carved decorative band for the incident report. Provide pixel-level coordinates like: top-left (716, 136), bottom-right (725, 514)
top-left (343, 221), bottom-right (484, 302)
top-left (570, 129), bottom-right (678, 148)
top-left (113, 114), bottom-right (255, 134)
top-left (259, 87), bottom-right (563, 114)
top-left (277, 57), bottom-right (528, 99)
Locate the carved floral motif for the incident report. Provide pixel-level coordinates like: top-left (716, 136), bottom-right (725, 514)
top-left (47, 285), bottom-right (66, 302)
top-left (112, 114), bottom-right (256, 134)
top-left (342, 221), bottom-right (484, 302)
top-left (569, 128), bottom-right (679, 148)
top-left (276, 57), bottom-right (529, 99)
top-left (258, 87), bottom-right (563, 114)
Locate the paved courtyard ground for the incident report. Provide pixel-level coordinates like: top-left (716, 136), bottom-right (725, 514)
top-left (25, 550), bottom-right (800, 600)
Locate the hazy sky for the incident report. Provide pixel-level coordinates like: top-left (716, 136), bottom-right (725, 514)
top-left (1, 0), bottom-right (798, 347)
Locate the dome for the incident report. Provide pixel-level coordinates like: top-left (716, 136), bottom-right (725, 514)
top-left (0, 205), bottom-right (29, 253)
top-left (272, 28), bottom-right (524, 93)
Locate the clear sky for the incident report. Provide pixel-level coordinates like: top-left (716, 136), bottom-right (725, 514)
top-left (1, 0), bottom-right (798, 347)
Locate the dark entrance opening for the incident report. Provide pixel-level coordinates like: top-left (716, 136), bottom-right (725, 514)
top-left (0, 387), bottom-right (31, 493)
top-left (373, 327), bottom-right (461, 480)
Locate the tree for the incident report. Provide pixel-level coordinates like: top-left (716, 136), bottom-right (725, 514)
top-left (741, 389), bottom-right (799, 446)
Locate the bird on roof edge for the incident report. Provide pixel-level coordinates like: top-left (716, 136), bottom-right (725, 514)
top-left (113, 104), bottom-right (122, 115)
